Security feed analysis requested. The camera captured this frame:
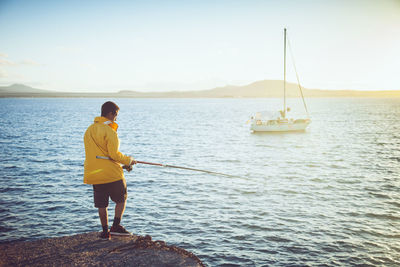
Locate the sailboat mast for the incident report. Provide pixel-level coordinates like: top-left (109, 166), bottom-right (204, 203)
top-left (283, 28), bottom-right (287, 118)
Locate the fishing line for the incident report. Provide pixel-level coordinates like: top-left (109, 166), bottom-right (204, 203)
top-left (135, 160), bottom-right (244, 179)
top-left (96, 156), bottom-right (245, 179)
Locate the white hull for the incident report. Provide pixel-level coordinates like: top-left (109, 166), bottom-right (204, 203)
top-left (250, 119), bottom-right (310, 132)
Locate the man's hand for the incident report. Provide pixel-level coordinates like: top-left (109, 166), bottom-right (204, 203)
top-left (123, 165), bottom-right (132, 172)
top-left (129, 157), bottom-right (137, 166)
top-left (123, 157), bottom-right (137, 172)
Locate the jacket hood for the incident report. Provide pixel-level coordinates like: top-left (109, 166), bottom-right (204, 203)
top-left (94, 116), bottom-right (118, 131)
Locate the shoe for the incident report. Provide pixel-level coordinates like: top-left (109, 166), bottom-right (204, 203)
top-left (99, 230), bottom-right (111, 240)
top-left (110, 225), bottom-right (131, 236)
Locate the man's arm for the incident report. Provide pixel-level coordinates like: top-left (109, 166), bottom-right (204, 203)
top-left (106, 129), bottom-right (133, 166)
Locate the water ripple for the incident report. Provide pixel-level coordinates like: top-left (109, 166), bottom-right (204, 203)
top-left (1, 98), bottom-right (400, 266)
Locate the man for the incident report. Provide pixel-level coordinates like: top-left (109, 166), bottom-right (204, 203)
top-left (83, 101), bottom-right (136, 239)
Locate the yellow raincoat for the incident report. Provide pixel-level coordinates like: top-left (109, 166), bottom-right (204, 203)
top-left (83, 116), bottom-right (132, 184)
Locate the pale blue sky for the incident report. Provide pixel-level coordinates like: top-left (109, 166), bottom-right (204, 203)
top-left (0, 0), bottom-right (399, 92)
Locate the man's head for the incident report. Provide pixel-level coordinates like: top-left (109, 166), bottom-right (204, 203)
top-left (101, 101), bottom-right (119, 122)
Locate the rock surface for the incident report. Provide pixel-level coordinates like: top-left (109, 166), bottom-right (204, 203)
top-left (0, 232), bottom-right (204, 267)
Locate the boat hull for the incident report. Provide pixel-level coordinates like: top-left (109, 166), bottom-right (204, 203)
top-left (250, 120), bottom-right (310, 132)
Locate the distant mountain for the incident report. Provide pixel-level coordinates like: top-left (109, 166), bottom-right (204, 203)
top-left (116, 80), bottom-right (308, 98)
top-left (118, 80), bottom-right (400, 98)
top-left (1, 81), bottom-right (399, 98)
top-left (0, 84), bottom-right (51, 94)
top-left (199, 80), bottom-right (302, 97)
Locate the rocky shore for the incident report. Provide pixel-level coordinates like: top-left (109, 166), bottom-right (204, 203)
top-left (0, 232), bottom-right (204, 267)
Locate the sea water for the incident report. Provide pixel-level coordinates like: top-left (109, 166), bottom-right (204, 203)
top-left (0, 97), bottom-right (399, 266)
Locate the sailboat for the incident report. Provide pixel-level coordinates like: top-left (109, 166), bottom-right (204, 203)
top-left (250, 28), bottom-right (311, 132)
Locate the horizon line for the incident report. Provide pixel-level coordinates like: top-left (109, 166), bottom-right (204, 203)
top-left (1, 81), bottom-right (399, 93)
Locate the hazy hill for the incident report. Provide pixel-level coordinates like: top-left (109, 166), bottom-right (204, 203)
top-left (117, 80), bottom-right (315, 98)
top-left (0, 84), bottom-right (51, 94)
top-left (1, 81), bottom-right (399, 98)
top-left (200, 80), bottom-right (303, 97)
top-left (0, 84), bottom-right (116, 98)
top-left (118, 80), bottom-right (400, 98)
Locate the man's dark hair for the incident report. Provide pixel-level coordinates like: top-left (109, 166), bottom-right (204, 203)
top-left (101, 101), bottom-right (120, 117)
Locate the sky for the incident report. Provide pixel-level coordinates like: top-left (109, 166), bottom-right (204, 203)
top-left (0, 0), bottom-right (399, 92)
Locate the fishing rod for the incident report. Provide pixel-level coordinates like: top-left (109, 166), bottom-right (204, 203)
top-left (96, 156), bottom-right (242, 179)
top-left (134, 160), bottom-right (243, 179)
